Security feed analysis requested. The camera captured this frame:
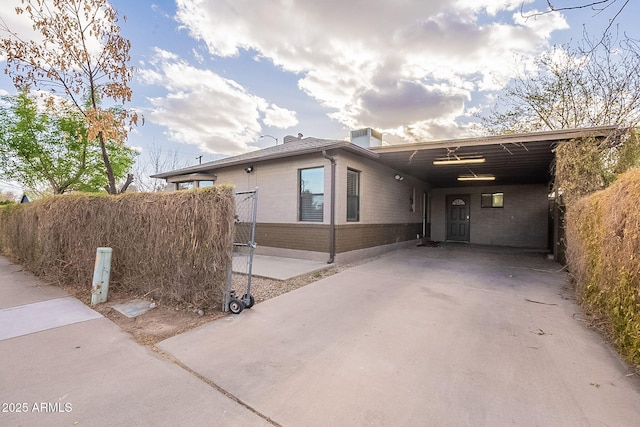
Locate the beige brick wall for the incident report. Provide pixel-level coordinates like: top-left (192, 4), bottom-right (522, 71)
top-left (213, 150), bottom-right (429, 229)
top-left (431, 184), bottom-right (549, 248)
top-left (335, 152), bottom-right (429, 226)
top-left (214, 153), bottom-right (330, 223)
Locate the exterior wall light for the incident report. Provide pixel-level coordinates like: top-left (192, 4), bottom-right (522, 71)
top-left (245, 166), bottom-right (254, 173)
top-left (394, 174), bottom-right (404, 181)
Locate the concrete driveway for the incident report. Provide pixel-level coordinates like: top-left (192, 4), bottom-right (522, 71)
top-left (159, 245), bottom-right (640, 426)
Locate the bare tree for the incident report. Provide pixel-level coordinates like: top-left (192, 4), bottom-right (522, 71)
top-left (0, 0), bottom-right (140, 194)
top-left (133, 144), bottom-right (187, 193)
top-left (484, 36), bottom-right (640, 203)
top-left (483, 37), bottom-right (640, 134)
top-left (520, 0), bottom-right (631, 43)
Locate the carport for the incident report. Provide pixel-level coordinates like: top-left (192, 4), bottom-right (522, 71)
top-left (370, 126), bottom-right (618, 257)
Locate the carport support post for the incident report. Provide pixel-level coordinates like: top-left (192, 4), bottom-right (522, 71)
top-left (91, 247), bottom-right (112, 305)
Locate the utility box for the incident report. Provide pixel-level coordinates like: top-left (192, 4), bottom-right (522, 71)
top-left (91, 247), bottom-right (112, 305)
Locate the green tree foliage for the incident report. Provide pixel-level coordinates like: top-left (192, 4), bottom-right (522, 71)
top-left (0, 0), bottom-right (140, 194)
top-left (0, 90), bottom-right (135, 196)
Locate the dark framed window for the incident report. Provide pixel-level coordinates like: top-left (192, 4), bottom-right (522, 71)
top-left (481, 192), bottom-right (504, 208)
top-left (177, 182), bottom-right (194, 191)
top-left (347, 169), bottom-right (360, 222)
top-left (299, 167), bottom-right (324, 221)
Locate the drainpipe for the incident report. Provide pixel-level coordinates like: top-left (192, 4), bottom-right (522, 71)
top-left (322, 150), bottom-right (336, 264)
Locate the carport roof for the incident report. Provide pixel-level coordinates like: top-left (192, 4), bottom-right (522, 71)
top-left (370, 126), bottom-right (619, 188)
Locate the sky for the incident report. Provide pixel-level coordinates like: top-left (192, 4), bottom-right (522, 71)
top-left (0, 0), bottom-right (638, 192)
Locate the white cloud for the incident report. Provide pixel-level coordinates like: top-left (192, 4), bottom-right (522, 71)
top-left (191, 48), bottom-right (204, 63)
top-left (151, 3), bottom-right (171, 19)
top-left (513, 8), bottom-right (570, 39)
top-left (175, 0), bottom-right (569, 141)
top-left (138, 48), bottom-right (298, 155)
top-left (263, 104), bottom-right (298, 129)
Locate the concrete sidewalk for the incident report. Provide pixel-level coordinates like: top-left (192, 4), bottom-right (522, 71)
top-left (233, 254), bottom-right (331, 280)
top-left (0, 257), bottom-right (270, 427)
top-left (160, 245), bottom-right (640, 426)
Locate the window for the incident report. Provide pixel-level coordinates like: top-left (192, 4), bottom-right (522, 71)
top-left (347, 169), bottom-right (360, 221)
top-left (199, 180), bottom-right (214, 188)
top-left (177, 182), bottom-right (194, 191)
top-left (481, 192), bottom-right (504, 208)
top-left (299, 167), bottom-right (324, 221)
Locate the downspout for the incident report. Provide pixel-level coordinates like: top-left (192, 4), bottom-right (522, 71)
top-left (322, 150), bottom-right (336, 264)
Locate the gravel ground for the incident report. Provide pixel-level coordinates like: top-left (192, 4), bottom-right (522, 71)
top-left (86, 258), bottom-right (366, 346)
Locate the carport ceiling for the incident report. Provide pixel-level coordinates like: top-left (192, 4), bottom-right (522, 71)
top-left (370, 127), bottom-right (618, 188)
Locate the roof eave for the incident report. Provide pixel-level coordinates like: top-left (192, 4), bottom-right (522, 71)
top-left (370, 126), bottom-right (620, 154)
top-left (151, 141), bottom-right (379, 179)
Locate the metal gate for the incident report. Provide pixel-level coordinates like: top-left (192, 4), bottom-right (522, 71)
top-left (223, 188), bottom-right (258, 313)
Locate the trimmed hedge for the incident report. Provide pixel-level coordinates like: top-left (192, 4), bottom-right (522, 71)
top-left (566, 168), bottom-right (640, 363)
top-left (0, 186), bottom-right (235, 309)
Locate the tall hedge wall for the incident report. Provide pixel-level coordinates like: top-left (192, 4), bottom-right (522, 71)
top-left (0, 186), bottom-right (235, 309)
top-left (565, 168), bottom-right (640, 363)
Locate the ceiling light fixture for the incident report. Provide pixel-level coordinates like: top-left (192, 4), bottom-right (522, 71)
top-left (457, 174), bottom-right (495, 181)
top-left (433, 156), bottom-right (486, 165)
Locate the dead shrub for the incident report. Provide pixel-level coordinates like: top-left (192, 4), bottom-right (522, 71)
top-left (0, 186), bottom-right (235, 309)
top-left (565, 168), bottom-right (640, 363)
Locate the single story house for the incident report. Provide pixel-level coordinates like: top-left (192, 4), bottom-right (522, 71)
top-left (151, 126), bottom-right (617, 263)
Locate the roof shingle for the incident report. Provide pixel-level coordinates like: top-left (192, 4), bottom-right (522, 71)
top-left (151, 136), bottom-right (378, 179)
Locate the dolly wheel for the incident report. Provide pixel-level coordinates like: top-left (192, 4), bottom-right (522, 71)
top-left (228, 298), bottom-right (244, 314)
top-left (242, 294), bottom-right (255, 309)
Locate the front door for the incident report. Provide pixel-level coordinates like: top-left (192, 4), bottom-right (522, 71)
top-left (446, 195), bottom-right (470, 242)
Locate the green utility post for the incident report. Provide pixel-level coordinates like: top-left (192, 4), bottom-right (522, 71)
top-left (91, 247), bottom-right (112, 305)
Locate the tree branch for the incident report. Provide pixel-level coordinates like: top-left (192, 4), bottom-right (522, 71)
top-left (520, 0), bottom-right (630, 47)
top-left (118, 173), bottom-right (134, 194)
